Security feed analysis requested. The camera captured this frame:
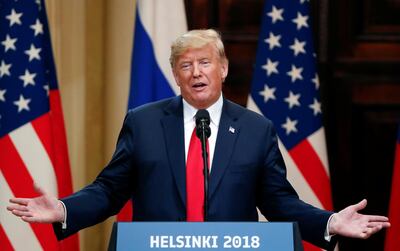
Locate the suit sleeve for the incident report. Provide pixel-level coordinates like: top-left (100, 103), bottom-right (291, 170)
top-left (257, 121), bottom-right (336, 250)
top-left (54, 112), bottom-right (136, 240)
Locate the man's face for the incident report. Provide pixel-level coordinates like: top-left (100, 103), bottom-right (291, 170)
top-left (172, 43), bottom-right (228, 109)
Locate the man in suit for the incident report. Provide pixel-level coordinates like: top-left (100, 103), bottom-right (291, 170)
top-left (8, 29), bottom-right (390, 250)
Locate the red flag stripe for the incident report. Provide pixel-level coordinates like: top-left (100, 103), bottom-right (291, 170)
top-left (384, 142), bottom-right (400, 251)
top-left (117, 201), bottom-right (133, 222)
top-left (48, 90), bottom-right (75, 198)
top-left (0, 171), bottom-right (42, 250)
top-left (0, 136), bottom-right (38, 197)
top-left (303, 240), bottom-right (323, 251)
top-left (289, 139), bottom-right (333, 210)
top-left (0, 135), bottom-right (60, 251)
top-left (9, 122), bottom-right (58, 196)
top-left (0, 224), bottom-right (14, 251)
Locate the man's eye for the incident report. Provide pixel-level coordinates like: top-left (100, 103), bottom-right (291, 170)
top-left (181, 64), bottom-right (191, 70)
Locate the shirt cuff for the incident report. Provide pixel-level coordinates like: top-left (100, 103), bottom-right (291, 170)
top-left (59, 200), bottom-right (67, 230)
top-left (324, 213), bottom-right (336, 241)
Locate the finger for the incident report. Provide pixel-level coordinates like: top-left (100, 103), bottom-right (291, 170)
top-left (374, 222), bottom-right (391, 228)
top-left (9, 198), bottom-right (30, 206)
top-left (6, 204), bottom-right (28, 212)
top-left (352, 199), bottom-right (367, 211)
top-left (367, 220), bottom-right (391, 227)
top-left (359, 232), bottom-right (368, 239)
top-left (360, 227), bottom-right (374, 239)
top-left (366, 215), bottom-right (389, 222)
top-left (366, 222), bottom-right (383, 228)
top-left (34, 183), bottom-right (46, 196)
top-left (21, 216), bottom-right (41, 223)
top-left (11, 209), bottom-right (34, 218)
top-left (368, 225), bottom-right (383, 236)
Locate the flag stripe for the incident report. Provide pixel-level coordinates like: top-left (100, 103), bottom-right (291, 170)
top-left (0, 220), bottom-right (15, 251)
top-left (0, 135), bottom-right (59, 251)
top-left (278, 140), bottom-right (323, 208)
top-left (303, 241), bottom-right (323, 251)
top-left (0, 135), bottom-right (38, 197)
top-left (47, 90), bottom-right (75, 198)
top-left (9, 122), bottom-right (58, 196)
top-left (308, 128), bottom-right (329, 175)
top-left (0, 171), bottom-right (43, 251)
top-left (384, 134), bottom-right (400, 251)
top-left (289, 140), bottom-right (333, 210)
top-left (31, 114), bottom-right (54, 168)
top-left (116, 199), bottom-right (133, 222)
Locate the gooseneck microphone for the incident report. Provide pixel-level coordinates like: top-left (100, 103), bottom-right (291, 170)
top-left (195, 109), bottom-right (211, 221)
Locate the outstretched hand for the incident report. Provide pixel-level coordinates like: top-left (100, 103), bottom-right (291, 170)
top-left (329, 199), bottom-right (390, 239)
top-left (7, 184), bottom-right (64, 224)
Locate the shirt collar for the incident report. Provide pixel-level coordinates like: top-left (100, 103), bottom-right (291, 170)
top-left (183, 94), bottom-right (223, 127)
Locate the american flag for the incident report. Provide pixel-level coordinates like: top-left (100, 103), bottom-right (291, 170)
top-left (247, 0), bottom-right (333, 250)
top-left (0, 0), bottom-right (79, 250)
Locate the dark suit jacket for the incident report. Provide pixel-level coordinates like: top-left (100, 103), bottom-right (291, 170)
top-left (55, 96), bottom-right (335, 249)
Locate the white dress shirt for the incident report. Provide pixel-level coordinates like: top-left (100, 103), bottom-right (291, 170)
top-left (182, 94), bottom-right (223, 171)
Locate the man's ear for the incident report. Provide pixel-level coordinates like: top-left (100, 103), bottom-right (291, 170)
top-left (221, 60), bottom-right (229, 81)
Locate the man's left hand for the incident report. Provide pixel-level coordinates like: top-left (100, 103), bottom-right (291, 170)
top-left (329, 199), bottom-right (390, 239)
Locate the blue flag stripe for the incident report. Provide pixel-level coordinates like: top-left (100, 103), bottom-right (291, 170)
top-left (128, 8), bottom-right (175, 109)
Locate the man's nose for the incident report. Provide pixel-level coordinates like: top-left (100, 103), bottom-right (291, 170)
top-left (193, 63), bottom-right (201, 77)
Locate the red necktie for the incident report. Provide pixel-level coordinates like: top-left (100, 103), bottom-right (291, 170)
top-left (186, 128), bottom-right (208, 221)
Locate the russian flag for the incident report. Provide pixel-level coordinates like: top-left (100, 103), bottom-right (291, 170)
top-left (128, 0), bottom-right (187, 108)
top-left (117, 0), bottom-right (187, 221)
top-left (384, 125), bottom-right (400, 251)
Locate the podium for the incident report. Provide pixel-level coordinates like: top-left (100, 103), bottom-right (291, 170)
top-left (108, 222), bottom-right (304, 251)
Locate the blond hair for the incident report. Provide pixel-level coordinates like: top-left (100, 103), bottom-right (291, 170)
top-left (169, 29), bottom-right (228, 67)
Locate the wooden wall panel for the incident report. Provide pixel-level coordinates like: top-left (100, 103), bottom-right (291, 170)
top-left (327, 0), bottom-right (400, 250)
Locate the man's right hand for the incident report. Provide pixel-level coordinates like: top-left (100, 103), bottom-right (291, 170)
top-left (6, 184), bottom-right (65, 224)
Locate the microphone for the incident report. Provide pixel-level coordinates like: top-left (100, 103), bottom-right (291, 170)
top-left (194, 109), bottom-right (211, 221)
top-left (195, 109), bottom-right (211, 139)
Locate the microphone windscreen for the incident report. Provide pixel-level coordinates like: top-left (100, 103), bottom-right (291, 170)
top-left (195, 109), bottom-right (210, 126)
top-left (195, 109), bottom-right (211, 138)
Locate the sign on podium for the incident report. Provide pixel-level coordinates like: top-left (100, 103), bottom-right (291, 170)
top-left (108, 222), bottom-right (304, 251)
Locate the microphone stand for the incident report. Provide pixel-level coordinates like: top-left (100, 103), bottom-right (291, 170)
top-left (198, 122), bottom-right (210, 221)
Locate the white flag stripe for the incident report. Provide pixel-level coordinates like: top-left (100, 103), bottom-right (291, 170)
top-left (247, 96), bottom-right (263, 115)
top-left (308, 128), bottom-right (330, 176)
top-left (278, 139), bottom-right (323, 208)
top-left (0, 172), bottom-right (43, 251)
top-left (248, 96), bottom-right (323, 208)
top-left (138, 0), bottom-right (187, 95)
top-left (9, 123), bottom-right (58, 196)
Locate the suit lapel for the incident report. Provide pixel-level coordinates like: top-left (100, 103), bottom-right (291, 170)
top-left (209, 99), bottom-right (241, 199)
top-left (161, 96), bottom-right (186, 206)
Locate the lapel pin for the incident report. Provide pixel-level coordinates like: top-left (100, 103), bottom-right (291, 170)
top-left (229, 126), bottom-right (235, 134)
